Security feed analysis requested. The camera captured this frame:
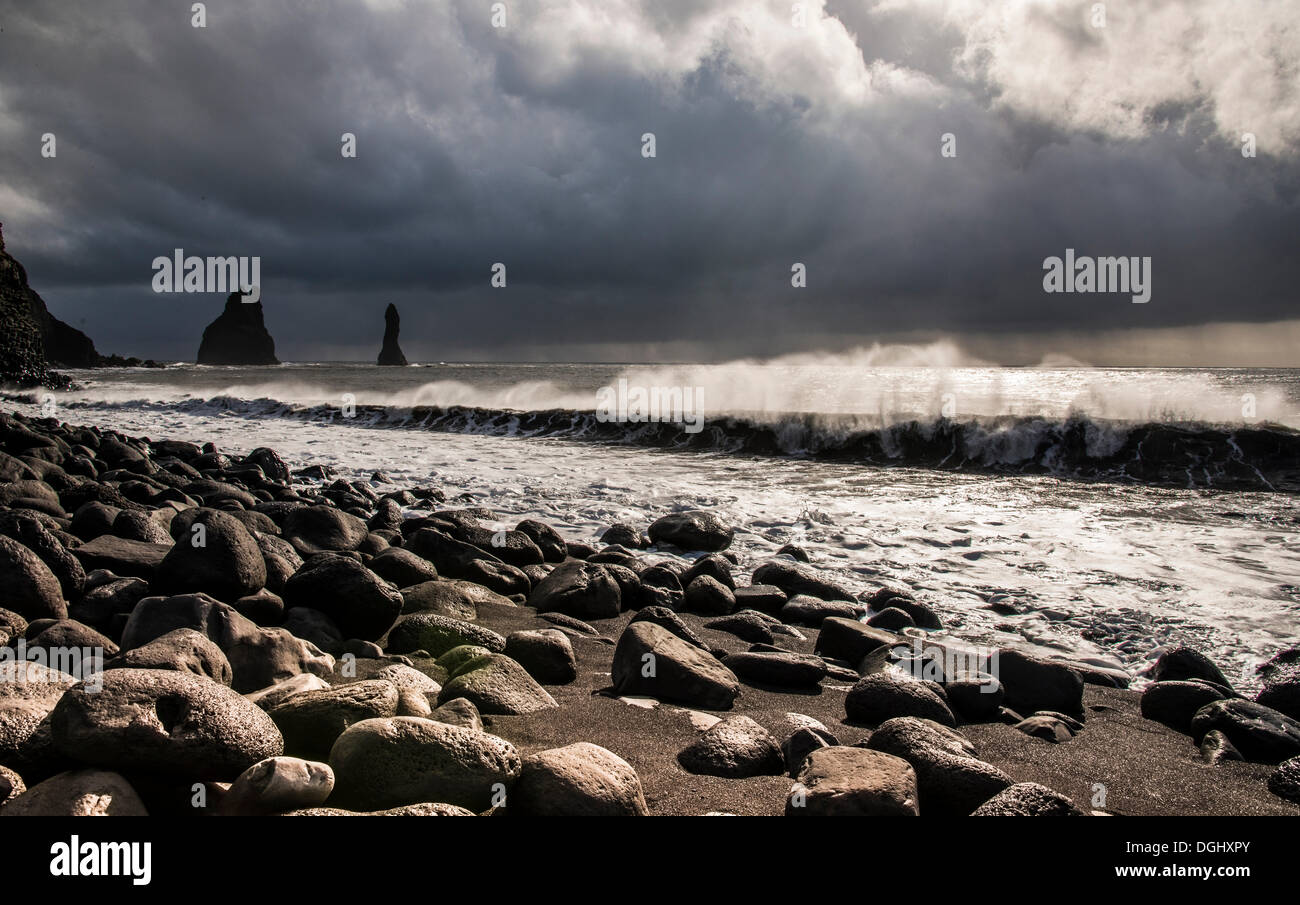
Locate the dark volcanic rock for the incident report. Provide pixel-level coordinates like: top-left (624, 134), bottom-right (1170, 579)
top-left (515, 520), bottom-right (567, 563)
top-left (154, 508), bottom-right (265, 602)
top-left (863, 603), bottom-right (915, 631)
top-left (867, 717), bottom-right (1013, 816)
top-left (1014, 714), bottom-right (1075, 743)
top-left (846, 673), bottom-right (956, 727)
top-left (282, 554), bottom-right (402, 641)
top-left (677, 715), bottom-right (783, 777)
top-left (1257, 680), bottom-right (1300, 723)
top-left (528, 559), bottom-right (621, 620)
top-left (599, 523), bottom-right (648, 549)
top-left (1189, 699), bottom-right (1300, 764)
top-left (436, 653), bottom-right (558, 715)
top-left (376, 303), bottom-right (409, 366)
top-left (0, 765), bottom-right (23, 806)
top-left (647, 510), bottom-right (733, 552)
top-left (681, 553), bottom-right (735, 590)
top-left (1268, 757), bottom-right (1300, 803)
top-left (1255, 648), bottom-right (1300, 720)
top-left (1141, 680), bottom-right (1230, 734)
top-left (814, 617), bottom-right (900, 666)
top-left (0, 225), bottom-right (88, 386)
top-left (386, 613), bottom-right (506, 658)
top-left (196, 292), bottom-right (279, 365)
top-left (0, 511), bottom-right (84, 600)
top-left (1149, 645), bottom-right (1234, 690)
top-left (0, 534), bottom-right (66, 621)
top-left (970, 782), bottom-right (1086, 816)
top-left (221, 756), bottom-right (335, 815)
top-left (69, 577), bottom-right (150, 632)
top-left (943, 671), bottom-right (1005, 722)
top-left (611, 621), bottom-right (739, 709)
top-left (282, 505), bottom-right (369, 556)
top-left (733, 584), bottom-right (788, 616)
top-left (752, 559), bottom-right (854, 601)
top-left (723, 651), bottom-right (827, 688)
top-left (705, 611), bottom-right (774, 644)
top-left (120, 593), bottom-right (334, 693)
top-left (684, 575), bottom-right (735, 615)
top-left (1200, 729), bottom-right (1244, 764)
top-left (504, 629), bottom-right (578, 685)
top-left (29, 619), bottom-right (118, 658)
top-left (994, 649), bottom-right (1084, 718)
top-left (269, 680), bottom-right (400, 761)
top-left (402, 578), bottom-right (513, 619)
top-left (782, 595), bottom-right (862, 626)
top-left (537, 612), bottom-right (601, 637)
top-left (629, 606), bottom-right (709, 650)
top-left (781, 723), bottom-right (839, 775)
top-left (0, 769), bottom-right (148, 816)
top-left (71, 535), bottom-right (170, 580)
top-left (0, 662), bottom-right (77, 768)
top-left (370, 547), bottom-right (439, 588)
top-left (108, 627), bottom-right (233, 685)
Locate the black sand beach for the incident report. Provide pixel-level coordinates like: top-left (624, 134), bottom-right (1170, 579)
top-left (2, 408), bottom-right (1298, 818)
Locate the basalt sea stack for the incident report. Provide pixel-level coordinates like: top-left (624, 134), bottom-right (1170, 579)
top-left (377, 303), bottom-right (408, 366)
top-left (197, 292), bottom-right (280, 365)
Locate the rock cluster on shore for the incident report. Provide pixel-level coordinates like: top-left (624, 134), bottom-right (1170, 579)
top-left (0, 405), bottom-right (1298, 816)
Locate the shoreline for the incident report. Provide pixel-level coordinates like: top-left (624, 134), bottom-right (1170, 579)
top-left (1, 406), bottom-right (1298, 816)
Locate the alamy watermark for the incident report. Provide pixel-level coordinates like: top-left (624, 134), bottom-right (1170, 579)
top-left (50, 836), bottom-right (151, 885)
top-left (595, 378), bottom-right (705, 434)
top-left (890, 637), bottom-right (1001, 690)
top-left (151, 249), bottom-right (261, 302)
top-left (1, 638), bottom-right (104, 692)
top-left (1043, 249), bottom-right (1151, 303)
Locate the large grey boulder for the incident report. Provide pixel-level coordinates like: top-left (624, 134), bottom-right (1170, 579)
top-left (510, 743), bottom-right (648, 816)
top-left (49, 668), bottom-right (283, 780)
top-left (328, 716), bottom-right (520, 812)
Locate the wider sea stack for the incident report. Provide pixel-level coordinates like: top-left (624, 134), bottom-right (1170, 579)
top-left (198, 292), bottom-right (280, 365)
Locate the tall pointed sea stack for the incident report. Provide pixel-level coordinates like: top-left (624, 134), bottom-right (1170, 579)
top-left (377, 303), bottom-right (408, 366)
top-left (197, 292), bottom-right (280, 365)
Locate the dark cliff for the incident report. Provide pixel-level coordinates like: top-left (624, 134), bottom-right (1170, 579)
top-left (0, 224), bottom-right (71, 387)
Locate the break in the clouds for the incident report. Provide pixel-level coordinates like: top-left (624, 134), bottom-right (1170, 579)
top-left (0, 0), bottom-right (1297, 364)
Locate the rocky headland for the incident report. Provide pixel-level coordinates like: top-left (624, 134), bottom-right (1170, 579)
top-left (0, 407), bottom-right (1298, 816)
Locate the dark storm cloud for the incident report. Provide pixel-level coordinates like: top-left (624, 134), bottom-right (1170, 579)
top-left (0, 0), bottom-right (1297, 364)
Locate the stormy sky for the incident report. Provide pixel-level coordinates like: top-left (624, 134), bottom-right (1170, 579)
top-left (1, 0), bottom-right (1297, 365)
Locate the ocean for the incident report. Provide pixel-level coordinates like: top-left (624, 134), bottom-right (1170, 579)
top-left (11, 359), bottom-right (1300, 691)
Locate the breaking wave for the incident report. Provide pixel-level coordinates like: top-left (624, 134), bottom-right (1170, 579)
top-left (40, 393), bottom-right (1300, 493)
